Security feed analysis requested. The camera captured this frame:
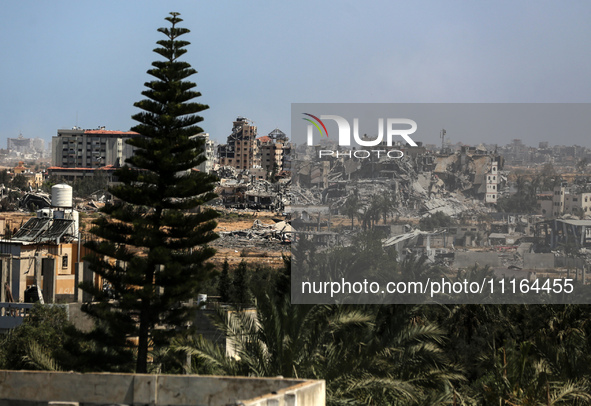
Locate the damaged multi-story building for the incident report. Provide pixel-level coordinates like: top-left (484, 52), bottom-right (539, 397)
top-left (218, 117), bottom-right (260, 170)
top-left (258, 128), bottom-right (291, 177)
top-left (432, 146), bottom-right (504, 203)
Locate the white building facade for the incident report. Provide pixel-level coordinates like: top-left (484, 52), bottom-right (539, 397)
top-left (485, 161), bottom-right (499, 204)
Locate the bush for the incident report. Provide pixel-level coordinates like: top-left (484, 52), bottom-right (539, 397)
top-left (0, 304), bottom-right (72, 371)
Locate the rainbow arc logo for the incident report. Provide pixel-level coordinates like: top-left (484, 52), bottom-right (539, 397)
top-left (302, 113), bottom-right (329, 138)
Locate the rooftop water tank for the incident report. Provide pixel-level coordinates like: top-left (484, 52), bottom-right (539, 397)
top-left (51, 184), bottom-right (73, 208)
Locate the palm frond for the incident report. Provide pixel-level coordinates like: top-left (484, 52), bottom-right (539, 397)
top-left (22, 341), bottom-right (62, 372)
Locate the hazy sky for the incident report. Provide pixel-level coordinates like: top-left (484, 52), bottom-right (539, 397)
top-left (1, 1), bottom-right (591, 149)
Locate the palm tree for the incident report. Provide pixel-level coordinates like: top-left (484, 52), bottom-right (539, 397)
top-left (172, 274), bottom-right (467, 405)
top-left (343, 192), bottom-right (360, 229)
top-left (478, 340), bottom-right (591, 405)
top-left (378, 191), bottom-right (396, 225)
top-left (533, 305), bottom-right (591, 381)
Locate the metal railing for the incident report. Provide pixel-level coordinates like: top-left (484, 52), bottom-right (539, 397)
top-left (0, 302), bottom-right (33, 329)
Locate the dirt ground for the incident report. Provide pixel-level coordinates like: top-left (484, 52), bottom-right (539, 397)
top-left (0, 210), bottom-right (289, 269)
top-left (212, 210), bottom-right (288, 268)
top-left (214, 211), bottom-right (277, 232)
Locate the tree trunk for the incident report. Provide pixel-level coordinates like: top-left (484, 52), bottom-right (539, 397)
top-left (136, 265), bottom-right (155, 373)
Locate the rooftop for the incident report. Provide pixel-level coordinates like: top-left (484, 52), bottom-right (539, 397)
top-left (48, 165), bottom-right (116, 171)
top-left (10, 218), bottom-right (74, 243)
top-left (84, 129), bottom-right (139, 135)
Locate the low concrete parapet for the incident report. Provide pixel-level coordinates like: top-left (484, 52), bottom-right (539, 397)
top-left (0, 370), bottom-right (325, 406)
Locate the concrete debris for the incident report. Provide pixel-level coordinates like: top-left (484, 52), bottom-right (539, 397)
top-left (212, 219), bottom-right (292, 253)
top-left (213, 167), bottom-right (292, 212)
top-left (289, 147), bottom-right (502, 224)
top-left (21, 192), bottom-right (51, 210)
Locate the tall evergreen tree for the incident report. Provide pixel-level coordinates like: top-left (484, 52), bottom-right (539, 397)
top-left (81, 12), bottom-right (219, 373)
top-left (217, 259), bottom-right (232, 303)
top-left (232, 260), bottom-right (251, 306)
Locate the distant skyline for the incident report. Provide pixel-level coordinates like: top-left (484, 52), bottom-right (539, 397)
top-left (2, 1), bottom-right (591, 149)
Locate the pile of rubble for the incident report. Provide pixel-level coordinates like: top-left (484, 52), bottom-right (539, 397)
top-left (212, 219), bottom-right (292, 253)
top-left (289, 148), bottom-right (498, 221)
top-left (214, 166), bottom-right (291, 212)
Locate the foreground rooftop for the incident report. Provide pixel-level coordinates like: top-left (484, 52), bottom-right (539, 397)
top-left (0, 370), bottom-right (325, 406)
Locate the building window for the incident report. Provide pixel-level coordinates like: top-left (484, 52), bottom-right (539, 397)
top-left (62, 255), bottom-right (68, 269)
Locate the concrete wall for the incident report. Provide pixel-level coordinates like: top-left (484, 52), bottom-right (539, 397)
top-left (523, 253), bottom-right (555, 269)
top-left (0, 370), bottom-right (325, 406)
top-left (56, 275), bottom-right (75, 296)
top-left (0, 303), bottom-right (90, 333)
top-left (66, 303), bottom-right (94, 333)
top-left (243, 380), bottom-right (326, 406)
top-left (453, 252), bottom-right (500, 269)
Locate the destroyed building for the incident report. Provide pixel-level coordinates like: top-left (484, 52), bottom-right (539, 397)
top-left (536, 218), bottom-right (591, 250)
top-left (285, 133), bottom-right (591, 289)
top-left (259, 128), bottom-right (291, 177)
top-left (218, 117), bottom-right (260, 170)
top-left (290, 140), bottom-right (524, 272)
top-left (432, 146), bottom-right (504, 202)
top-left (291, 142), bottom-right (504, 222)
top-left (215, 169), bottom-right (290, 212)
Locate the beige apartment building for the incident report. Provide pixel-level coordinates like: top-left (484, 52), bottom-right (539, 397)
top-left (546, 183), bottom-right (591, 217)
top-left (258, 128), bottom-right (290, 175)
top-left (218, 117), bottom-right (260, 170)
